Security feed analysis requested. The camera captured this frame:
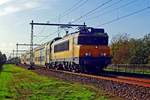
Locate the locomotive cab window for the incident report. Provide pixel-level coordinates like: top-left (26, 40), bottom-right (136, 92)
top-left (77, 35), bottom-right (108, 45)
top-left (54, 40), bottom-right (69, 52)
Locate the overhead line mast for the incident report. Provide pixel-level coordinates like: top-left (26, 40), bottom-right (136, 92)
top-left (16, 43), bottom-right (40, 57)
top-left (13, 49), bottom-right (28, 58)
top-left (30, 20), bottom-right (34, 69)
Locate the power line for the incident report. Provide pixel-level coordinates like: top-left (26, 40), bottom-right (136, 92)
top-left (35, 26), bottom-right (46, 36)
top-left (97, 6), bottom-right (150, 27)
top-left (71, 0), bottom-right (113, 23)
top-left (65, 0), bottom-right (89, 17)
top-left (86, 0), bottom-right (137, 22)
top-left (83, 0), bottom-right (126, 22)
top-left (84, 0), bottom-right (124, 20)
top-left (38, 30), bottom-right (58, 44)
top-left (61, 0), bottom-right (89, 18)
top-left (38, 1), bottom-right (88, 43)
top-left (34, 35), bottom-right (49, 38)
top-left (55, 0), bottom-right (89, 39)
top-left (39, 1), bottom-right (86, 43)
top-left (61, 0), bottom-right (83, 16)
top-left (34, 21), bottom-right (50, 39)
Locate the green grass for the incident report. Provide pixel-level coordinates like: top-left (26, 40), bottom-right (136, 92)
top-left (0, 64), bottom-right (111, 100)
top-left (0, 65), bottom-right (14, 99)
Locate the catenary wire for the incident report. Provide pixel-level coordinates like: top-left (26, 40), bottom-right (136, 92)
top-left (86, 0), bottom-right (137, 22)
top-left (71, 0), bottom-right (113, 23)
top-left (83, 0), bottom-right (124, 21)
top-left (61, 0), bottom-right (89, 18)
top-left (61, 0), bottom-right (84, 17)
top-left (96, 6), bottom-right (150, 27)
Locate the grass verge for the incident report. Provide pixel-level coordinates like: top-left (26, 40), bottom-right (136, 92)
top-left (0, 64), bottom-right (112, 100)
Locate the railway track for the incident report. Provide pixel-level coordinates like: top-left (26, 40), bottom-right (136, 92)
top-left (21, 64), bottom-right (150, 88)
top-left (47, 68), bottom-right (150, 88)
top-left (20, 65), bottom-right (150, 100)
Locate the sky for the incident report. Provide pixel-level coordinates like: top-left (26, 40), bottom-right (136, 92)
top-left (0, 0), bottom-right (150, 57)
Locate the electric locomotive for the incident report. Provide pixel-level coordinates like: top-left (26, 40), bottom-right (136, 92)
top-left (21, 27), bottom-right (111, 73)
top-left (48, 27), bottom-right (111, 73)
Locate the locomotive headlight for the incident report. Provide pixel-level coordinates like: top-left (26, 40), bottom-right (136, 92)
top-left (103, 53), bottom-right (106, 56)
top-left (85, 53), bottom-right (88, 56)
top-left (85, 52), bottom-right (91, 56)
top-left (101, 53), bottom-right (106, 56)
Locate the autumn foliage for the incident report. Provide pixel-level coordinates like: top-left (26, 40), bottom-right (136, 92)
top-left (111, 33), bottom-right (150, 64)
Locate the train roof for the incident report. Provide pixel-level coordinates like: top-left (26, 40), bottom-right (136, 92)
top-left (33, 37), bottom-right (62, 51)
top-left (35, 27), bottom-right (106, 47)
top-left (64, 27), bottom-right (106, 36)
top-left (20, 27), bottom-right (107, 56)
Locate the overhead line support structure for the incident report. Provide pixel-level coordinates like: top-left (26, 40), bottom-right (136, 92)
top-left (30, 22), bottom-right (86, 27)
top-left (16, 43), bottom-right (40, 58)
top-left (13, 49), bottom-right (28, 58)
top-left (29, 20), bottom-right (86, 69)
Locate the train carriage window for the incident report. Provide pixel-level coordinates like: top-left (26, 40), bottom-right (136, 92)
top-left (54, 40), bottom-right (69, 53)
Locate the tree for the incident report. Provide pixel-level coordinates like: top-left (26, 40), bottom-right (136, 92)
top-left (7, 57), bottom-right (21, 65)
top-left (111, 33), bottom-right (150, 64)
top-left (129, 40), bottom-right (146, 64)
top-left (111, 33), bottom-right (131, 64)
top-left (130, 34), bottom-right (150, 64)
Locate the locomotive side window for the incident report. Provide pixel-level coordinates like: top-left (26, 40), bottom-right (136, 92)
top-left (54, 40), bottom-right (69, 52)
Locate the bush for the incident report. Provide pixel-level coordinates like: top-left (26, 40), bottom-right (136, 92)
top-left (0, 51), bottom-right (7, 71)
top-left (7, 57), bottom-right (21, 65)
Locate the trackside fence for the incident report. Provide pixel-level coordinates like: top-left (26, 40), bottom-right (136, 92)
top-left (105, 64), bottom-right (150, 74)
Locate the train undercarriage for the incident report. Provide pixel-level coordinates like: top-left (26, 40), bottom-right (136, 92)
top-left (45, 56), bottom-right (111, 74)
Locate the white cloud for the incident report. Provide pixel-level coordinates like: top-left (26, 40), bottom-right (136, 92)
top-left (0, 0), bottom-right (41, 16)
top-left (8, 42), bottom-right (13, 46)
top-left (0, 0), bottom-right (11, 5)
